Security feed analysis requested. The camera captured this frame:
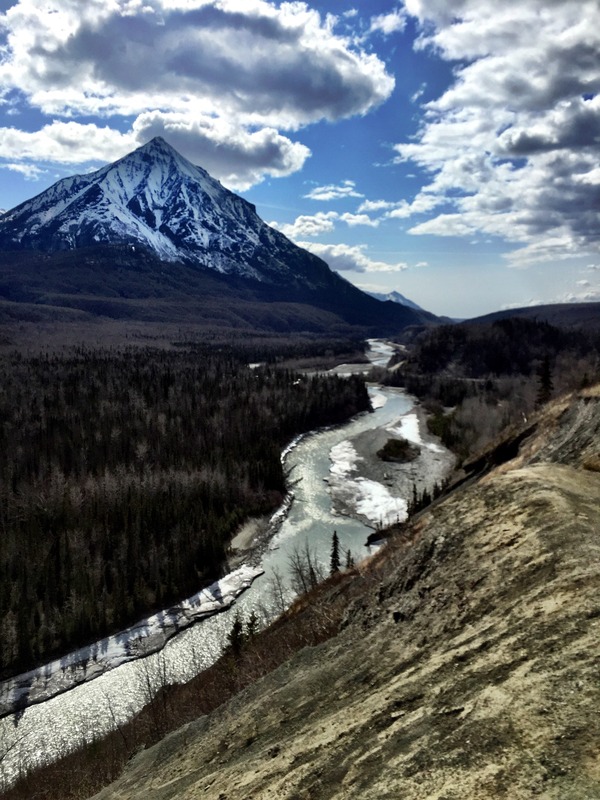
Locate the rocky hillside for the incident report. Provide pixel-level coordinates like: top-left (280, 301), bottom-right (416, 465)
top-left (91, 387), bottom-right (600, 800)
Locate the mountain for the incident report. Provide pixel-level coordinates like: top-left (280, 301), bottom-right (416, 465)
top-left (366, 289), bottom-right (423, 310)
top-left (0, 139), bottom-right (437, 336)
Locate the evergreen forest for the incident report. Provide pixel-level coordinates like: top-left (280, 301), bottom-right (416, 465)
top-left (0, 346), bottom-right (370, 677)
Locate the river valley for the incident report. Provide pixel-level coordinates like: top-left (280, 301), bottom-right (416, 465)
top-left (0, 341), bottom-right (453, 785)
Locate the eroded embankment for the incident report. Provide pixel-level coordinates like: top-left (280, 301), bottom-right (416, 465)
top-left (91, 391), bottom-right (600, 800)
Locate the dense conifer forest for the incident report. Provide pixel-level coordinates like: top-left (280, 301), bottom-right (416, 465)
top-left (0, 345), bottom-right (370, 677)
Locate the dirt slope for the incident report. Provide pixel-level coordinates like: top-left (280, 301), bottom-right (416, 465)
top-left (92, 390), bottom-right (600, 800)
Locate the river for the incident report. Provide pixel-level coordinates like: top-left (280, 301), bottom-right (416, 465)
top-left (0, 341), bottom-right (440, 783)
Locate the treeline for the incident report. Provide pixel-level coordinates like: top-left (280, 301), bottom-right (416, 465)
top-left (386, 317), bottom-right (600, 458)
top-left (0, 346), bottom-right (370, 677)
top-left (174, 334), bottom-right (367, 366)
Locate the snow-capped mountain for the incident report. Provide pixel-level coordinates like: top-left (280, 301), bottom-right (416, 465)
top-left (367, 290), bottom-right (423, 311)
top-left (0, 138), bottom-right (316, 285)
top-left (0, 138), bottom-right (437, 333)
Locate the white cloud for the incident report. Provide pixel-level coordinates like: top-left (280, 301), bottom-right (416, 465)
top-left (296, 241), bottom-right (409, 273)
top-left (369, 9), bottom-right (406, 36)
top-left (358, 199), bottom-right (397, 213)
top-left (304, 180), bottom-right (363, 201)
top-left (0, 121), bottom-right (136, 164)
top-left (0, 1), bottom-right (394, 124)
top-left (271, 212), bottom-right (338, 239)
top-left (563, 289), bottom-right (600, 303)
top-left (0, 0), bottom-right (394, 187)
top-left (396, 0), bottom-right (600, 265)
top-left (271, 208), bottom-right (379, 239)
top-left (339, 212), bottom-right (379, 227)
top-left (0, 161), bottom-right (45, 179)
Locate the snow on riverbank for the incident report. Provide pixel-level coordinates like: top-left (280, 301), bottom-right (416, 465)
top-left (0, 564), bottom-right (263, 717)
top-left (388, 412), bottom-right (445, 454)
top-left (329, 440), bottom-right (408, 528)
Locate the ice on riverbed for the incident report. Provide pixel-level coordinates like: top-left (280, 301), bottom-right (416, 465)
top-left (0, 564), bottom-right (263, 716)
top-left (328, 440), bottom-right (408, 528)
top-left (370, 392), bottom-right (387, 410)
top-left (330, 440), bottom-right (363, 478)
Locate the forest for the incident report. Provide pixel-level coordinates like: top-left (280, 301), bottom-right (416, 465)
top-left (386, 317), bottom-right (600, 458)
top-left (0, 345), bottom-right (370, 678)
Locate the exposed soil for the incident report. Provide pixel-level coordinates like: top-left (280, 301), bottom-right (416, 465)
top-left (91, 390), bottom-right (600, 800)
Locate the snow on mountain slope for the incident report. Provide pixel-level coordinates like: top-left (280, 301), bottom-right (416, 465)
top-left (367, 290), bottom-right (423, 311)
top-left (0, 138), bottom-right (297, 282)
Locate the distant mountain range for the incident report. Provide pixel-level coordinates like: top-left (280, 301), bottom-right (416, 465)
top-left (366, 290), bottom-right (423, 311)
top-left (0, 138), bottom-right (435, 335)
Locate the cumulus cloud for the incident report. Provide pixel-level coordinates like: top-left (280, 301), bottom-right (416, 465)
top-left (0, 0), bottom-right (393, 186)
top-left (272, 209), bottom-right (379, 239)
top-left (132, 112), bottom-right (310, 190)
top-left (304, 180), bottom-right (364, 201)
top-left (296, 241), bottom-right (409, 273)
top-left (0, 1), bottom-right (393, 123)
top-left (369, 9), bottom-right (406, 36)
top-left (358, 199), bottom-right (397, 213)
top-left (339, 212), bottom-right (379, 227)
top-left (563, 288), bottom-right (600, 303)
top-left (396, 0), bottom-right (600, 265)
top-left (272, 212), bottom-right (338, 239)
top-left (1, 161), bottom-right (45, 179)
top-left (0, 121), bottom-right (136, 164)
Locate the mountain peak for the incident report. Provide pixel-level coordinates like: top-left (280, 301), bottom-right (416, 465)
top-left (132, 136), bottom-right (188, 166)
top-left (0, 137), bottom-right (265, 272)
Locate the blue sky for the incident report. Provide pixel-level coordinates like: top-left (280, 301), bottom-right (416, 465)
top-left (0, 0), bottom-right (599, 318)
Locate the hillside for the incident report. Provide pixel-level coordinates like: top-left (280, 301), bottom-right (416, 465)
top-left (91, 386), bottom-right (600, 800)
top-left (467, 302), bottom-right (600, 331)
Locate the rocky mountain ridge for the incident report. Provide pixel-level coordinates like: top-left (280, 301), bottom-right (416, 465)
top-left (91, 386), bottom-right (600, 800)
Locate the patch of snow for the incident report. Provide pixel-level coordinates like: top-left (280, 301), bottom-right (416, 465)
top-left (370, 392), bottom-right (387, 409)
top-left (388, 413), bottom-right (422, 445)
top-left (354, 478), bottom-right (408, 528)
top-left (426, 442), bottom-right (445, 454)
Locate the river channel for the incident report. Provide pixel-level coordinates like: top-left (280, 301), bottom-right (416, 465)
top-left (0, 343), bottom-right (428, 782)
